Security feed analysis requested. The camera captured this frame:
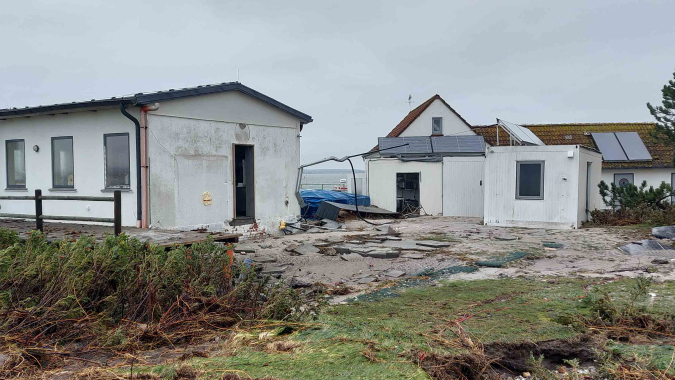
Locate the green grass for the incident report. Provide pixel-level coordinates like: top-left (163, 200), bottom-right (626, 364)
top-left (126, 278), bottom-right (675, 380)
top-left (609, 343), bottom-right (675, 373)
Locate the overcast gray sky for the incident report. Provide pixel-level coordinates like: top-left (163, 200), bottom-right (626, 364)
top-left (2, 0), bottom-right (674, 169)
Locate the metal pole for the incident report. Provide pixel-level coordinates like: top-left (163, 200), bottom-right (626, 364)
top-left (114, 190), bottom-right (122, 236)
top-left (35, 189), bottom-right (43, 232)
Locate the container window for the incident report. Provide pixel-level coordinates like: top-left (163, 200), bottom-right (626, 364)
top-left (516, 161), bottom-right (544, 199)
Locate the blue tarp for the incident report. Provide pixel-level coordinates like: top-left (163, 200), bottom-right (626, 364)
top-left (300, 189), bottom-right (370, 219)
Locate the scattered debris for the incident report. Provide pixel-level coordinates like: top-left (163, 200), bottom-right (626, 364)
top-left (289, 277), bottom-right (313, 288)
top-left (375, 225), bottom-right (400, 236)
top-left (494, 235), bottom-right (518, 241)
top-left (383, 269), bottom-right (406, 278)
top-left (542, 241), bottom-right (563, 249)
top-left (652, 258), bottom-right (670, 265)
top-left (416, 241), bottom-right (453, 248)
top-left (652, 225), bottom-right (675, 239)
top-left (252, 257), bottom-right (277, 263)
top-left (358, 249), bottom-right (400, 259)
top-left (340, 253), bottom-right (364, 261)
top-left (319, 247), bottom-right (337, 256)
top-left (476, 252), bottom-right (529, 268)
top-left (357, 277), bottom-right (377, 284)
top-left (401, 252), bottom-right (426, 260)
top-left (619, 239), bottom-right (673, 254)
top-left (234, 245), bottom-right (256, 253)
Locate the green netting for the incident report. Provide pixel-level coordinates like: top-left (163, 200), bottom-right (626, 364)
top-left (476, 251), bottom-right (529, 268)
top-left (542, 241), bottom-right (564, 248)
top-left (348, 265), bottom-right (478, 303)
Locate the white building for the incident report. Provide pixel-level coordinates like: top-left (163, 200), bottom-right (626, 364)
top-left (364, 94), bottom-right (630, 228)
top-left (472, 123), bottom-right (674, 205)
top-left (483, 145), bottom-right (602, 229)
top-left (0, 82), bottom-right (312, 234)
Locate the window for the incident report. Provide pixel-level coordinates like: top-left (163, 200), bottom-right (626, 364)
top-left (613, 173), bottom-right (634, 188)
top-left (104, 133), bottom-right (130, 188)
top-left (516, 161), bottom-right (544, 199)
top-left (432, 117), bottom-right (443, 135)
top-left (6, 139), bottom-right (26, 189)
top-left (52, 137), bottom-right (74, 188)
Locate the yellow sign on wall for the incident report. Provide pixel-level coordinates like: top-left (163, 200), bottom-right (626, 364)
top-left (202, 191), bottom-right (213, 206)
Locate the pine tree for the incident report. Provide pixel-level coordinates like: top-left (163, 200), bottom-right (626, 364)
top-left (648, 68), bottom-right (675, 165)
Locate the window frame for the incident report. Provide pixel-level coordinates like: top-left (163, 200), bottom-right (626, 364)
top-left (432, 117), bottom-right (443, 135)
top-left (51, 136), bottom-right (75, 189)
top-left (103, 132), bottom-right (131, 189)
top-left (515, 160), bottom-right (545, 200)
top-left (5, 139), bottom-right (26, 189)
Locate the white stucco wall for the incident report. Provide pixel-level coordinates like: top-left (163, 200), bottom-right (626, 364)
top-left (484, 145), bottom-right (600, 229)
top-left (365, 158), bottom-right (443, 215)
top-left (0, 108), bottom-right (139, 226)
top-left (398, 99), bottom-right (474, 138)
top-left (146, 91), bottom-right (303, 233)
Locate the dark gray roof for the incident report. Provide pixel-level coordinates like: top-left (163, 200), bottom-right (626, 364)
top-left (0, 82), bottom-right (313, 123)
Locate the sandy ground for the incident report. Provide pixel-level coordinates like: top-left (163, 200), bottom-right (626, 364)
top-left (236, 216), bottom-right (675, 292)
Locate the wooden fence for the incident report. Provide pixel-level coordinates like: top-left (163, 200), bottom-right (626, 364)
top-left (0, 190), bottom-right (122, 235)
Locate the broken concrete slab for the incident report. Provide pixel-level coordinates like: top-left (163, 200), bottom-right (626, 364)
top-left (321, 219), bottom-right (343, 230)
top-left (416, 241), bottom-right (453, 248)
top-left (384, 236), bottom-right (402, 241)
top-left (293, 244), bottom-right (319, 255)
top-left (380, 240), bottom-right (435, 251)
top-left (261, 266), bottom-right (287, 276)
top-left (336, 245), bottom-right (374, 254)
top-left (401, 253), bottom-right (426, 260)
top-left (357, 277), bottom-right (377, 284)
top-left (383, 269), bottom-right (406, 278)
top-left (284, 244), bottom-right (299, 252)
top-left (652, 258), bottom-right (670, 265)
top-left (346, 240), bottom-right (367, 245)
top-left (313, 241), bottom-right (334, 248)
top-left (375, 225), bottom-right (400, 236)
top-left (289, 277), bottom-right (313, 288)
top-left (252, 257), bottom-right (278, 263)
top-left (358, 249), bottom-right (400, 259)
top-left (340, 253), bottom-right (364, 261)
top-left (234, 246), bottom-right (256, 253)
top-left (619, 239), bottom-right (673, 254)
top-left (652, 226), bottom-right (675, 239)
top-left (493, 235), bottom-right (518, 241)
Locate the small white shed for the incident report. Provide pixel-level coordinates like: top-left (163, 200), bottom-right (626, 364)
top-left (483, 145), bottom-right (602, 229)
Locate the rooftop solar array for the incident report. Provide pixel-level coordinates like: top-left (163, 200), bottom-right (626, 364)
top-left (497, 119), bottom-right (545, 146)
top-left (591, 133), bottom-right (628, 161)
top-left (615, 132), bottom-right (652, 161)
top-left (377, 135), bottom-right (485, 157)
top-left (591, 132), bottom-right (652, 162)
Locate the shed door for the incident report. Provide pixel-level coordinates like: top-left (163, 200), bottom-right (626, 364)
top-left (442, 158), bottom-right (484, 217)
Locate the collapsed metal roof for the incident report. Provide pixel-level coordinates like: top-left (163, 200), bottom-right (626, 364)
top-left (0, 82), bottom-right (313, 123)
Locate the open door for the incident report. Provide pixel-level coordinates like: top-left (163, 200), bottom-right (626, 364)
top-left (232, 145), bottom-right (255, 225)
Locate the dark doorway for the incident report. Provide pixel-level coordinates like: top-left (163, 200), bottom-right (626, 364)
top-left (233, 145), bottom-right (255, 223)
top-left (396, 172), bottom-right (420, 214)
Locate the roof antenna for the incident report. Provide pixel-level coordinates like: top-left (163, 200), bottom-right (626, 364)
top-left (407, 94), bottom-right (414, 112)
top-left (237, 68), bottom-right (240, 83)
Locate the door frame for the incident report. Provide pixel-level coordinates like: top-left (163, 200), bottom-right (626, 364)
top-left (232, 143), bottom-right (255, 222)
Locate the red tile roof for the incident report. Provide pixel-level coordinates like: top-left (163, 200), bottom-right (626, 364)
top-left (471, 122), bottom-right (673, 169)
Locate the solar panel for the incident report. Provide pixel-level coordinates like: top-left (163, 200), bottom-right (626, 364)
top-left (591, 133), bottom-right (628, 161)
top-left (431, 135), bottom-right (485, 153)
top-left (497, 119), bottom-right (545, 145)
top-left (615, 132), bottom-right (652, 161)
top-left (378, 137), bottom-right (432, 155)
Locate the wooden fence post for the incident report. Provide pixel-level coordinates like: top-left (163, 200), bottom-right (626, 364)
top-left (34, 189), bottom-right (43, 232)
top-left (114, 191), bottom-right (122, 236)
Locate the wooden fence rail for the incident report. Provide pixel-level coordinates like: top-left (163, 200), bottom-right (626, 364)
top-left (0, 189), bottom-right (121, 235)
